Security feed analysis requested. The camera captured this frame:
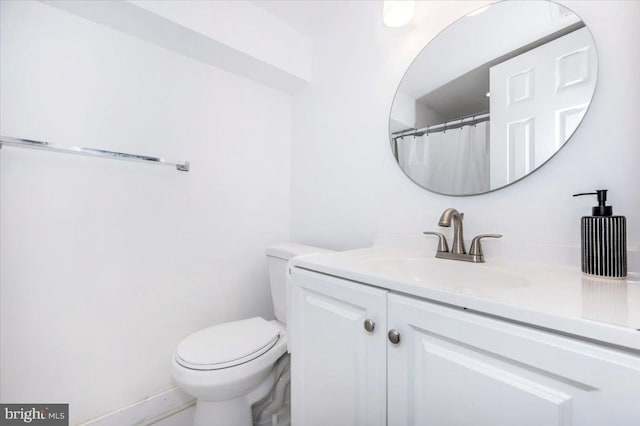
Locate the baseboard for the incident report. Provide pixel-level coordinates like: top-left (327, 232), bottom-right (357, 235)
top-left (78, 386), bottom-right (195, 426)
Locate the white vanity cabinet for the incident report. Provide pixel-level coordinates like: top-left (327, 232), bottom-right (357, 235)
top-left (290, 267), bottom-right (388, 426)
top-left (387, 293), bottom-right (640, 426)
top-left (290, 267), bottom-right (640, 426)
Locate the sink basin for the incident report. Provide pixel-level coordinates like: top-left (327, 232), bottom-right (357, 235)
top-left (358, 255), bottom-right (530, 292)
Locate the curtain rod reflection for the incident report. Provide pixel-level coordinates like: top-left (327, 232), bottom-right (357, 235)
top-left (393, 112), bottom-right (490, 139)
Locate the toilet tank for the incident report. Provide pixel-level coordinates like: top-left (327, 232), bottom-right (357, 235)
top-left (265, 243), bottom-right (332, 324)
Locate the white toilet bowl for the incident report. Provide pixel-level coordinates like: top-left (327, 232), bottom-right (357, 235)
top-left (171, 243), bottom-right (331, 426)
top-left (171, 319), bottom-right (287, 426)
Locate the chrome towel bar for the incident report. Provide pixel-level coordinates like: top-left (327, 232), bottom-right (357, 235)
top-left (0, 136), bottom-right (190, 172)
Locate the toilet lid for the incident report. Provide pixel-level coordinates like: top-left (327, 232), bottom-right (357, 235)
top-left (175, 317), bottom-right (280, 370)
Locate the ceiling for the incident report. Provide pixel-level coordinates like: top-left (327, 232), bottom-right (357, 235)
top-left (251, 0), bottom-right (348, 38)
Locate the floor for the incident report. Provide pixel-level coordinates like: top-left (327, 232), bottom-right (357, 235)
top-left (152, 407), bottom-right (195, 426)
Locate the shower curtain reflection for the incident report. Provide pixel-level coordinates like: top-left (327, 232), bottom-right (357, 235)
top-left (397, 121), bottom-right (490, 194)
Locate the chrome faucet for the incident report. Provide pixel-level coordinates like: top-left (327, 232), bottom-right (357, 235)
top-left (424, 208), bottom-right (502, 263)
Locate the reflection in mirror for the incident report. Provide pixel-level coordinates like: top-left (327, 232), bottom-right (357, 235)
top-left (389, 0), bottom-right (597, 196)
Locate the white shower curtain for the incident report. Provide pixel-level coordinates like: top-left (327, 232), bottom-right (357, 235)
top-left (397, 121), bottom-right (490, 194)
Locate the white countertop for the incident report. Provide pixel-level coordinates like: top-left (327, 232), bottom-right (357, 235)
top-left (291, 241), bottom-right (640, 351)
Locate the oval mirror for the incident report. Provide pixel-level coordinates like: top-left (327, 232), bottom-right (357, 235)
top-left (389, 0), bottom-right (598, 196)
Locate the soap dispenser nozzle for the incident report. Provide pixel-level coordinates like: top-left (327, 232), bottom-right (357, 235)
top-left (572, 189), bottom-right (612, 217)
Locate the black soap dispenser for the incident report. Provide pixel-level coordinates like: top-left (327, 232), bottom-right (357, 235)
top-left (573, 190), bottom-right (627, 278)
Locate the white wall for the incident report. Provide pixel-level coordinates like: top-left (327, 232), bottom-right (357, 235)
top-left (129, 0), bottom-right (312, 83)
top-left (44, 0), bottom-right (312, 92)
top-left (291, 1), bottom-right (640, 259)
top-left (389, 89), bottom-right (443, 133)
top-left (0, 1), bottom-right (291, 423)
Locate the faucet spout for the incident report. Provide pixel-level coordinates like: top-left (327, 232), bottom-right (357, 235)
top-left (438, 208), bottom-right (465, 254)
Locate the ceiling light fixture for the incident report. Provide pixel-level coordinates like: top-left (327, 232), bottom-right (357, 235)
top-left (383, 1), bottom-right (415, 28)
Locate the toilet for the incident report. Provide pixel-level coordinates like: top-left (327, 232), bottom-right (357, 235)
top-left (171, 243), bottom-right (330, 426)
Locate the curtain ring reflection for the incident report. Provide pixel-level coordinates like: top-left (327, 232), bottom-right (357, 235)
top-left (460, 118), bottom-right (464, 130)
top-left (472, 115), bottom-right (477, 126)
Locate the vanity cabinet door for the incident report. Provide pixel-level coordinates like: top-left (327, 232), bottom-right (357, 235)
top-left (388, 294), bottom-right (640, 426)
top-left (289, 268), bottom-right (388, 426)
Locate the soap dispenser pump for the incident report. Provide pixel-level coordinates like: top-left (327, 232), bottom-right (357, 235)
top-left (573, 190), bottom-right (626, 278)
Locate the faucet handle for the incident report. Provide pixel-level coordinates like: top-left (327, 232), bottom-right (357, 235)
top-left (469, 234), bottom-right (502, 257)
top-left (423, 231), bottom-right (449, 253)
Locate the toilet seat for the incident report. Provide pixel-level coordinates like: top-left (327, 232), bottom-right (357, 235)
top-left (176, 317), bottom-right (280, 370)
